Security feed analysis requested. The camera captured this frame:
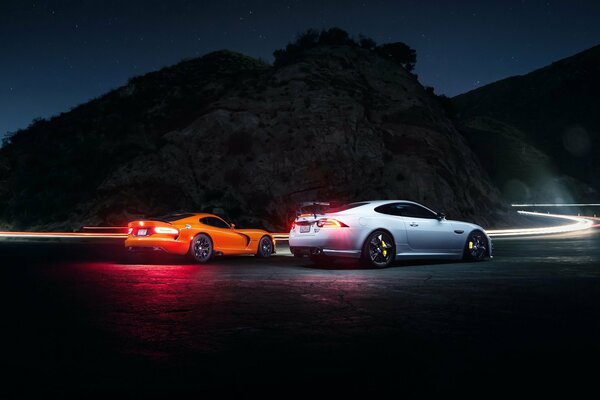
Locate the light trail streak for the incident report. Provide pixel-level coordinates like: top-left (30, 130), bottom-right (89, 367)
top-left (1, 211), bottom-right (595, 240)
top-left (486, 211), bottom-right (594, 237)
top-left (511, 203), bottom-right (600, 207)
top-left (82, 226), bottom-right (129, 231)
top-left (0, 231), bottom-right (127, 239)
top-left (587, 216), bottom-right (600, 228)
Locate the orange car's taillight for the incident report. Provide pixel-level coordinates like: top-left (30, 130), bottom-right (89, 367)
top-left (316, 218), bottom-right (348, 228)
top-left (154, 227), bottom-right (179, 235)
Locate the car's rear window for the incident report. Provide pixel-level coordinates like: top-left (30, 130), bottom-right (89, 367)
top-left (153, 213), bottom-right (195, 222)
top-left (326, 202), bottom-right (369, 213)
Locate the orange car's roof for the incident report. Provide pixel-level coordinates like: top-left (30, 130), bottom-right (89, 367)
top-left (171, 213), bottom-right (222, 223)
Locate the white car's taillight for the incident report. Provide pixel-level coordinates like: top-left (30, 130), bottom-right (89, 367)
top-left (316, 218), bottom-right (348, 228)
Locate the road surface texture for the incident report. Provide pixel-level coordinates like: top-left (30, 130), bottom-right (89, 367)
top-left (1, 231), bottom-right (599, 396)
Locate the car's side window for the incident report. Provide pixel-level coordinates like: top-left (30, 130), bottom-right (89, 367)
top-left (375, 203), bottom-right (438, 219)
top-left (374, 203), bottom-right (409, 216)
top-left (200, 217), bottom-right (230, 229)
top-left (403, 204), bottom-right (438, 219)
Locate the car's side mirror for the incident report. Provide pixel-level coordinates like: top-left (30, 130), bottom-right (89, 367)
top-left (436, 212), bottom-right (446, 221)
top-left (230, 223), bottom-right (236, 229)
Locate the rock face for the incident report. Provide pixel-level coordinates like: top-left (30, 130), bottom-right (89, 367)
top-left (453, 45), bottom-right (600, 203)
top-left (0, 45), bottom-right (502, 231)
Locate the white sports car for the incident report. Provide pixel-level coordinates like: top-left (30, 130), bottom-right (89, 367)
top-left (289, 200), bottom-right (492, 267)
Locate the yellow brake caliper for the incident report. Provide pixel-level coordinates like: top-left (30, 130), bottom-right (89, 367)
top-left (469, 241), bottom-right (473, 250)
top-left (381, 239), bottom-right (388, 257)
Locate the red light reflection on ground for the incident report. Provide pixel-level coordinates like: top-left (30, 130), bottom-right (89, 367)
top-left (75, 262), bottom-right (221, 360)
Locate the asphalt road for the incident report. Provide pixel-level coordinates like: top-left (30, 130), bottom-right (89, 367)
top-left (1, 231), bottom-right (600, 396)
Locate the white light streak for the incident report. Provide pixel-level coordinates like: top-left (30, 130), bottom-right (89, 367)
top-left (511, 203), bottom-right (600, 207)
top-left (486, 211), bottom-right (594, 237)
top-left (0, 211), bottom-right (595, 241)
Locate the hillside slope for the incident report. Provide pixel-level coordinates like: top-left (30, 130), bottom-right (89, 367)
top-left (0, 45), bottom-right (502, 231)
top-left (453, 45), bottom-right (600, 203)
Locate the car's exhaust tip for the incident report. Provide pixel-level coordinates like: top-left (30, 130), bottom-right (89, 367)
top-left (290, 246), bottom-right (323, 257)
top-left (310, 247), bottom-right (323, 255)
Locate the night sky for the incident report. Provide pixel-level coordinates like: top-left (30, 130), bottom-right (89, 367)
top-left (2, 0), bottom-right (600, 138)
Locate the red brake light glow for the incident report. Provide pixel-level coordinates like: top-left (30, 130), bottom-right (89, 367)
top-left (128, 227), bottom-right (133, 235)
top-left (316, 218), bottom-right (348, 228)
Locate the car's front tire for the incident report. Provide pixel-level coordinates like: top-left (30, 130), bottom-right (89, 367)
top-left (463, 230), bottom-right (487, 261)
top-left (360, 230), bottom-right (395, 268)
top-left (189, 233), bottom-right (213, 263)
top-left (256, 236), bottom-right (273, 258)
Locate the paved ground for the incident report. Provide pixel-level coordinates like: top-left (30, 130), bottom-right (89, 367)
top-left (1, 231), bottom-right (600, 395)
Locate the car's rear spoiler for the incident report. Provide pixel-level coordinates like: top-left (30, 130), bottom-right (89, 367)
top-left (295, 201), bottom-right (341, 218)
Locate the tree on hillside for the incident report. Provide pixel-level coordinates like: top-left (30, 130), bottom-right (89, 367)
top-left (274, 27), bottom-right (369, 67)
top-left (358, 34), bottom-right (377, 50)
top-left (376, 42), bottom-right (417, 71)
top-left (273, 27), bottom-right (417, 73)
top-left (318, 27), bottom-right (353, 46)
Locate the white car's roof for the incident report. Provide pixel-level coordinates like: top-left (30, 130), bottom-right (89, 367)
top-left (351, 200), bottom-right (424, 207)
top-left (342, 200), bottom-right (438, 215)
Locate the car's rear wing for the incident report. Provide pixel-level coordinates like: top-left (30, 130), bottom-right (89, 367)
top-left (295, 201), bottom-right (342, 218)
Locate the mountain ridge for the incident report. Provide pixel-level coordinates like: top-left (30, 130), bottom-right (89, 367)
top-left (453, 44), bottom-right (600, 203)
top-left (0, 42), bottom-right (505, 231)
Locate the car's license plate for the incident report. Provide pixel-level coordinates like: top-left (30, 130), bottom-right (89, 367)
top-left (137, 229), bottom-right (148, 236)
top-left (299, 225), bottom-right (311, 233)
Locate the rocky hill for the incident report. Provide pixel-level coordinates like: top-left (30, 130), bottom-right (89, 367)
top-left (453, 45), bottom-right (600, 203)
top-left (0, 37), bottom-right (503, 231)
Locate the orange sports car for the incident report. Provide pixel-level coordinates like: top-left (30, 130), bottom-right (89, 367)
top-left (125, 213), bottom-right (275, 263)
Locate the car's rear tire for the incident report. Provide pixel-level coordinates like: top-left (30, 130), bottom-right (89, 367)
top-left (189, 233), bottom-right (213, 263)
top-left (256, 236), bottom-right (273, 258)
top-left (360, 230), bottom-right (395, 268)
top-left (463, 230), bottom-right (487, 262)
top-left (290, 247), bottom-right (304, 257)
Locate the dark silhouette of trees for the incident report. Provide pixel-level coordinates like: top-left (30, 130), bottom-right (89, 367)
top-left (1, 131), bottom-right (15, 147)
top-left (273, 28), bottom-right (417, 73)
top-left (358, 34), bottom-right (377, 50)
top-left (273, 28), bottom-right (359, 67)
top-left (297, 28), bottom-right (320, 48)
top-left (318, 27), bottom-right (353, 46)
top-left (376, 42), bottom-right (417, 72)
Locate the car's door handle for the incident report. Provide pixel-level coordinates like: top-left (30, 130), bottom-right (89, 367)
top-left (409, 222), bottom-right (419, 227)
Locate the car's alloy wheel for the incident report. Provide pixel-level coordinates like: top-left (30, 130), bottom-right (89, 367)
top-left (256, 236), bottom-right (273, 258)
top-left (464, 230), bottom-right (487, 261)
top-left (190, 234), bottom-right (213, 263)
top-left (362, 230), bottom-right (395, 268)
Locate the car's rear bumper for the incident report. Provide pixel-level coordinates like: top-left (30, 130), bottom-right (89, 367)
top-left (289, 228), bottom-right (362, 258)
top-left (290, 246), bottom-right (361, 258)
top-left (124, 236), bottom-right (189, 255)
